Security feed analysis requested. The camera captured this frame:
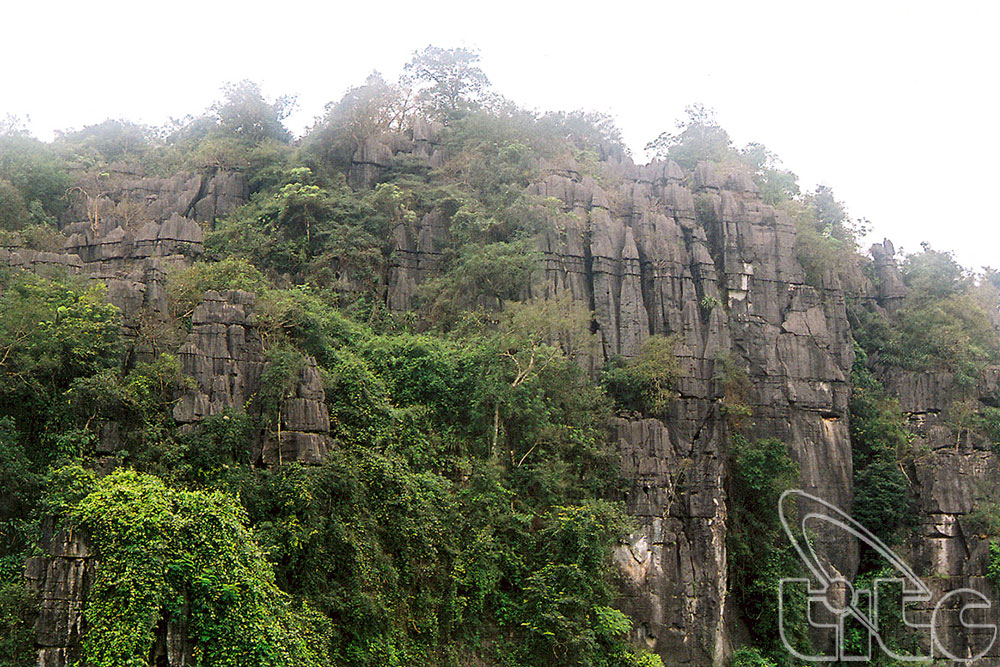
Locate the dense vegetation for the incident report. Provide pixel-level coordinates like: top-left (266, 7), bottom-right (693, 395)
top-left (1, 45), bottom-right (998, 667)
top-left (0, 50), bottom-right (670, 667)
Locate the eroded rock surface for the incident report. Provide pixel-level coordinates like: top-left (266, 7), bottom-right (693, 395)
top-left (24, 523), bottom-right (92, 667)
top-left (383, 152), bottom-right (859, 663)
top-left (173, 290), bottom-right (332, 464)
top-left (22, 126), bottom-right (1000, 667)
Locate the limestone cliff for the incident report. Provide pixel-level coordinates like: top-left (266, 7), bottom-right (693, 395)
top-left (368, 127), bottom-right (859, 662)
top-left (17, 123), bottom-right (1000, 667)
top-left (13, 165), bottom-right (338, 665)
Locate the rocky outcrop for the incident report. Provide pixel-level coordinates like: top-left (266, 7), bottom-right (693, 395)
top-left (173, 290), bottom-right (265, 424)
top-left (259, 357), bottom-right (333, 465)
top-left (870, 239), bottom-right (907, 312)
top-left (614, 418), bottom-right (728, 665)
top-left (24, 523), bottom-right (92, 667)
top-left (902, 449), bottom-right (1000, 661)
top-left (63, 167), bottom-right (248, 227)
top-left (387, 210), bottom-right (448, 311)
top-left (885, 368), bottom-right (1000, 660)
top-left (173, 290), bottom-right (332, 465)
top-left (0, 167), bottom-right (247, 346)
top-left (63, 213), bottom-right (203, 275)
top-left (348, 119), bottom-right (443, 189)
top-left (383, 153), bottom-right (858, 664)
top-left (0, 247), bottom-right (84, 275)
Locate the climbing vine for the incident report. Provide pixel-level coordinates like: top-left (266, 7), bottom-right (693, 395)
top-left (68, 469), bottom-right (327, 667)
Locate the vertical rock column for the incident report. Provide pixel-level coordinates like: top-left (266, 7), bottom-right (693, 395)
top-left (24, 524), bottom-right (93, 667)
top-left (172, 290), bottom-right (332, 464)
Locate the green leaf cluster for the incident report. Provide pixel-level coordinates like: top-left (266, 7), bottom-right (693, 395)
top-left (727, 435), bottom-right (806, 665)
top-left (66, 468), bottom-right (326, 667)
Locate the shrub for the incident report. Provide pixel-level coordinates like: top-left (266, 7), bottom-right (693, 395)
top-left (67, 468), bottom-right (327, 667)
top-left (0, 179), bottom-right (27, 230)
top-left (728, 436), bottom-right (807, 664)
top-left (732, 646), bottom-right (777, 667)
top-left (602, 335), bottom-right (682, 418)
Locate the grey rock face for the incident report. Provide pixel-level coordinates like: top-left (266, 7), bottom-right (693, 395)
top-left (870, 239), bottom-right (907, 312)
top-left (387, 210), bottom-right (448, 311)
top-left (260, 357), bottom-right (333, 465)
top-left (0, 246), bottom-right (84, 275)
top-left (173, 290), bottom-right (265, 424)
top-left (173, 290), bottom-right (332, 465)
top-left (0, 167), bottom-right (248, 348)
top-left (24, 523), bottom-right (93, 667)
top-left (348, 120), bottom-right (443, 189)
top-left (613, 418), bottom-right (728, 665)
top-left (879, 364), bottom-right (1000, 661)
top-left (62, 167), bottom-right (248, 227)
top-left (384, 153), bottom-right (858, 664)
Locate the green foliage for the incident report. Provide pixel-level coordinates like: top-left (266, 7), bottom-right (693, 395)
top-left (2, 56), bottom-right (916, 667)
top-left (890, 293), bottom-right (998, 380)
top-left (56, 119), bottom-right (154, 163)
top-left (731, 646), bottom-right (777, 667)
top-left (419, 240), bottom-right (539, 322)
top-left (0, 133), bottom-right (69, 221)
top-left (849, 245), bottom-right (1000, 385)
top-left (537, 111), bottom-right (625, 155)
top-left (808, 185), bottom-right (862, 243)
top-left (728, 435), bottom-right (806, 665)
top-left (65, 353), bottom-right (185, 463)
top-left (303, 73), bottom-right (410, 172)
top-left (517, 502), bottom-right (634, 664)
top-left (0, 272), bottom-right (122, 457)
top-left (0, 417), bottom-right (40, 572)
top-left (849, 345), bottom-right (915, 556)
top-left (0, 273), bottom-right (127, 666)
top-left (0, 179), bottom-right (27, 230)
top-left (170, 410), bottom-right (256, 482)
top-left (964, 501), bottom-right (1000, 540)
top-left (700, 294), bottom-right (722, 314)
top-left (236, 452), bottom-right (638, 666)
top-left (168, 257), bottom-right (273, 320)
top-left (738, 144), bottom-right (800, 205)
top-left (979, 406), bottom-right (1000, 452)
top-left (601, 335), bottom-right (682, 418)
top-left (785, 189), bottom-right (859, 287)
top-left (0, 273), bottom-right (121, 391)
top-left (714, 353), bottom-right (753, 429)
top-left (405, 46), bottom-right (491, 118)
top-left (201, 290), bottom-right (629, 665)
top-left (988, 542), bottom-right (1000, 588)
top-left (208, 170), bottom-right (384, 289)
top-left (259, 345), bottom-right (307, 448)
top-left (901, 243), bottom-right (966, 302)
top-left (646, 104), bottom-right (731, 169)
top-left (212, 80), bottom-right (295, 145)
top-left (66, 468), bottom-right (326, 667)
top-left (0, 576), bottom-right (35, 667)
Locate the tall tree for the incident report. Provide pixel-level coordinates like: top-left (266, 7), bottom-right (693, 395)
top-left (404, 46), bottom-right (491, 117)
top-left (646, 103), bottom-right (731, 168)
top-left (213, 80), bottom-right (296, 144)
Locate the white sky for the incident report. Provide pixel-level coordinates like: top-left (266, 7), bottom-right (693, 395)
top-left (2, 0), bottom-right (998, 269)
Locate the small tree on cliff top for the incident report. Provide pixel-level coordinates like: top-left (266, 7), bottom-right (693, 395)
top-left (405, 46), bottom-right (491, 118)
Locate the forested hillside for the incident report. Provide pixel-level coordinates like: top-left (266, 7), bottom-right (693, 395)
top-left (2, 47), bottom-right (1000, 667)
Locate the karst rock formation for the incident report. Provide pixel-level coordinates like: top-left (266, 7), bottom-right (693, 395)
top-left (14, 120), bottom-right (1000, 666)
